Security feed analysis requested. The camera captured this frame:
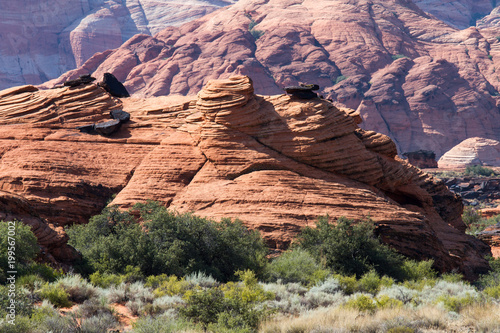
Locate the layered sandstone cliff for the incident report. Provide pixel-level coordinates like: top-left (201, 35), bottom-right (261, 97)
top-left (0, 0), bottom-right (234, 90)
top-left (40, 0), bottom-right (500, 159)
top-left (0, 76), bottom-right (491, 279)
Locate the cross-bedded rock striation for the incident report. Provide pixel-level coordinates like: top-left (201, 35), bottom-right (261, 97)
top-left (0, 76), bottom-right (491, 279)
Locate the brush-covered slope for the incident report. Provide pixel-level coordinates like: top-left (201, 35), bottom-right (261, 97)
top-left (0, 76), bottom-right (491, 279)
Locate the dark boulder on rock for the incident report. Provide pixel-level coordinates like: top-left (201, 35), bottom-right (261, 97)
top-left (284, 83), bottom-right (319, 99)
top-left (64, 74), bottom-right (96, 87)
top-left (99, 73), bottom-right (130, 98)
top-left (76, 124), bottom-right (96, 134)
top-left (110, 109), bottom-right (130, 123)
top-left (94, 119), bottom-right (121, 136)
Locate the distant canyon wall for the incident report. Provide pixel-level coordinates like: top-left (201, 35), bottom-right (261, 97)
top-left (0, 0), bottom-right (234, 90)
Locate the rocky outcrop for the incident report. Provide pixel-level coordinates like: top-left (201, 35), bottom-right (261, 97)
top-left (0, 76), bottom-right (491, 279)
top-left (438, 138), bottom-right (500, 168)
top-left (0, 0), bottom-right (235, 90)
top-left (477, 223), bottom-right (500, 258)
top-left (443, 177), bottom-right (500, 205)
top-left (403, 150), bottom-right (438, 169)
top-left (413, 0), bottom-right (494, 29)
top-left (41, 0), bottom-right (500, 159)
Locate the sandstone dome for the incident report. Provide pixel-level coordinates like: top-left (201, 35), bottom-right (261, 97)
top-left (438, 137), bottom-right (500, 168)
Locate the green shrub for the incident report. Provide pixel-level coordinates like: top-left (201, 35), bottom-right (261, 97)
top-left (297, 216), bottom-right (406, 279)
top-left (181, 271), bottom-right (273, 331)
top-left (391, 54), bottom-right (407, 60)
top-left (0, 285), bottom-right (35, 318)
top-left (335, 75), bottom-right (348, 84)
top-left (345, 294), bottom-right (377, 312)
top-left (264, 248), bottom-right (329, 285)
top-left (400, 259), bottom-right (438, 281)
top-left (333, 274), bottom-right (358, 295)
top-left (376, 294), bottom-right (403, 309)
top-left (152, 275), bottom-right (190, 297)
top-left (465, 165), bottom-right (497, 177)
top-left (24, 263), bottom-right (64, 282)
top-left (463, 208), bottom-right (500, 235)
top-left (0, 221), bottom-right (39, 283)
top-left (131, 314), bottom-right (198, 333)
top-left (89, 271), bottom-right (125, 288)
top-left (249, 29), bottom-right (265, 40)
top-left (0, 315), bottom-right (32, 333)
top-left (478, 257), bottom-right (500, 291)
top-left (181, 288), bottom-right (225, 327)
top-left (435, 294), bottom-right (476, 312)
top-left (79, 313), bottom-right (117, 333)
top-left (483, 285), bottom-right (500, 299)
top-left (55, 274), bottom-right (96, 303)
top-left (39, 283), bottom-right (72, 308)
top-left (68, 202), bottom-right (268, 282)
top-left (357, 270), bottom-right (394, 294)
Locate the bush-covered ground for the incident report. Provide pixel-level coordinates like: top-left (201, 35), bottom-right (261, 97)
top-left (1, 203), bottom-right (500, 332)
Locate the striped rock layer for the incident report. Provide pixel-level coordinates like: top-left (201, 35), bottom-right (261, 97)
top-left (0, 76), bottom-right (491, 279)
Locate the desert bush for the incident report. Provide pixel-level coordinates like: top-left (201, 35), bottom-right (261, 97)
top-left (99, 282), bottom-right (129, 303)
top-left (75, 297), bottom-right (113, 318)
top-left (375, 294), bottom-right (403, 309)
top-left (152, 275), bottom-right (190, 297)
top-left (297, 216), bottom-right (406, 279)
top-left (465, 165), bottom-right (497, 177)
top-left (131, 313), bottom-right (199, 333)
top-left (357, 270), bottom-right (394, 294)
top-left (0, 316), bottom-right (33, 333)
top-left (152, 294), bottom-right (185, 313)
top-left (181, 271), bottom-right (273, 331)
top-left (89, 271), bottom-right (125, 288)
top-left (309, 277), bottom-right (341, 294)
top-left (68, 202), bottom-right (268, 282)
top-left (265, 248), bottom-right (329, 286)
top-left (400, 259), bottom-right (437, 281)
top-left (435, 294), bottom-right (477, 313)
top-left (185, 271), bottom-right (219, 288)
top-left (463, 207), bottom-right (500, 235)
top-left (335, 75), bottom-right (348, 84)
top-left (24, 263), bottom-right (64, 282)
top-left (0, 285), bottom-right (35, 319)
top-left (39, 283), bottom-right (72, 308)
top-left (344, 294), bottom-right (377, 313)
top-left (0, 220), bottom-right (39, 283)
top-left (483, 285), bottom-right (500, 299)
top-left (55, 274), bottom-right (96, 303)
top-left (391, 54), bottom-right (407, 60)
top-left (79, 313), bottom-right (117, 333)
top-left (477, 257), bottom-right (500, 290)
top-left (302, 288), bottom-right (345, 308)
top-left (377, 285), bottom-right (417, 305)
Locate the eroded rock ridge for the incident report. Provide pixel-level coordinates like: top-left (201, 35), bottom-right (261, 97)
top-left (0, 76), bottom-right (491, 279)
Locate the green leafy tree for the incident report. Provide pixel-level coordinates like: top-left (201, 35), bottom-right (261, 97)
top-left (67, 202), bottom-right (268, 282)
top-left (0, 221), bottom-right (39, 283)
top-left (297, 216), bottom-right (406, 279)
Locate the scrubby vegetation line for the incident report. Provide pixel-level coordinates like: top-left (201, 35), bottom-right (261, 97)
top-left (1, 202), bottom-right (499, 332)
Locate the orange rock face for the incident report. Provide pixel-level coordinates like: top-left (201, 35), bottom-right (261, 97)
top-left (0, 76), bottom-right (492, 279)
top-left (41, 0), bottom-right (500, 159)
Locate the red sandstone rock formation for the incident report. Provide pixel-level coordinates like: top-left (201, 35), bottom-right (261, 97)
top-left (40, 0), bottom-right (500, 159)
top-left (0, 0), bottom-right (234, 90)
top-left (0, 76), bottom-right (491, 279)
top-left (438, 137), bottom-right (500, 168)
